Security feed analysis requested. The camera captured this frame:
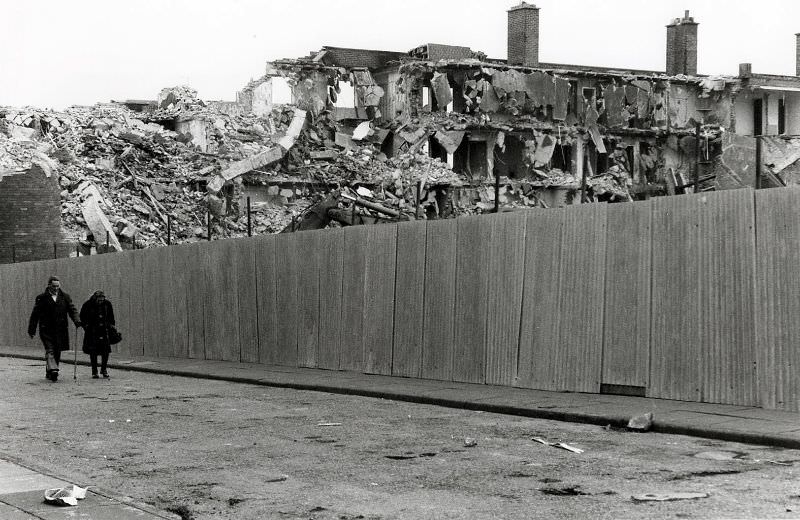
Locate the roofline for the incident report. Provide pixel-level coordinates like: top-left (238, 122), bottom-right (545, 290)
top-left (320, 45), bottom-right (407, 56)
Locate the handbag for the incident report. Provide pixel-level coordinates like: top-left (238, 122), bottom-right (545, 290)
top-left (107, 324), bottom-right (122, 345)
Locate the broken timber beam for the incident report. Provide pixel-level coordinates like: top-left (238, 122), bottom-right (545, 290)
top-left (207, 108), bottom-right (307, 194)
top-left (81, 197), bottom-right (123, 253)
top-left (341, 193), bottom-right (402, 218)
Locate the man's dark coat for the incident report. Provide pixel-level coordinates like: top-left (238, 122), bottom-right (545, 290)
top-left (28, 290), bottom-right (80, 351)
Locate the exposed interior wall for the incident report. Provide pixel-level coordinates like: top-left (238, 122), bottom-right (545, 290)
top-left (373, 69), bottom-right (404, 121)
top-left (334, 81), bottom-right (356, 108)
top-left (766, 93), bottom-right (780, 135)
top-left (175, 118), bottom-right (209, 152)
top-left (251, 80), bottom-right (273, 116)
top-left (785, 92), bottom-right (800, 135)
top-left (734, 91), bottom-right (756, 136)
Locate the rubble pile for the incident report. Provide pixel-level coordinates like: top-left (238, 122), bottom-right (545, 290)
top-left (0, 86), bottom-right (490, 249)
top-left (0, 98), bottom-right (310, 247)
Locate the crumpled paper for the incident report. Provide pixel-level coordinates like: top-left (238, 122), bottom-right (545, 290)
top-left (44, 484), bottom-right (88, 506)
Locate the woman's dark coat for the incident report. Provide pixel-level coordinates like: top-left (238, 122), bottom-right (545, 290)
top-left (28, 290), bottom-right (79, 351)
top-left (80, 298), bottom-right (115, 355)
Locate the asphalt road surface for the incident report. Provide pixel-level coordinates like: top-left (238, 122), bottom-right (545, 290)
top-left (1, 357), bottom-right (798, 519)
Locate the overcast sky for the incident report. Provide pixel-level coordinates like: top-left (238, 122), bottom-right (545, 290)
top-left (2, 0), bottom-right (799, 110)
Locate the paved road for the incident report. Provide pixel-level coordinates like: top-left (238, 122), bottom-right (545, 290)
top-left (1, 357), bottom-right (799, 519)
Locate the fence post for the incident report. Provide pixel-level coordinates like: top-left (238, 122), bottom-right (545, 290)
top-left (494, 173), bottom-right (500, 213)
top-left (247, 197), bottom-right (252, 237)
top-left (11, 245), bottom-right (15, 263)
top-left (167, 214), bottom-right (172, 245)
top-left (106, 232), bottom-right (110, 253)
top-left (415, 181), bottom-right (421, 218)
top-left (694, 121), bottom-right (701, 193)
top-left (755, 136), bottom-right (762, 190)
top-left (53, 242), bottom-right (57, 259)
top-left (207, 212), bottom-right (212, 241)
top-left (76, 243), bottom-right (80, 257)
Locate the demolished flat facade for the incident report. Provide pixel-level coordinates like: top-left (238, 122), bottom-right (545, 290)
top-left (250, 4), bottom-right (800, 209)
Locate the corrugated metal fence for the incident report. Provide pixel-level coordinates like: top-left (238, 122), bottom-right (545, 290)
top-left (2, 188), bottom-right (799, 411)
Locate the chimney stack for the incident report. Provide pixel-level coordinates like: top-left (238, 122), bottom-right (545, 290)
top-left (739, 63), bottom-right (752, 78)
top-left (796, 33), bottom-right (800, 76)
top-left (508, 2), bottom-right (539, 67)
top-left (666, 10), bottom-right (698, 75)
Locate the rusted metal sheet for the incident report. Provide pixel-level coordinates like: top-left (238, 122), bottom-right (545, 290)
top-left (453, 216), bottom-right (491, 384)
top-left (233, 238), bottom-right (259, 364)
top-left (273, 233), bottom-right (299, 366)
top-left (12, 261), bottom-right (39, 349)
top-left (318, 229), bottom-right (344, 370)
top-left (756, 187), bottom-right (800, 411)
top-left (556, 203), bottom-right (606, 393)
top-left (485, 212), bottom-right (526, 387)
top-left (517, 208), bottom-right (564, 390)
top-left (296, 230), bottom-right (322, 368)
top-left (123, 250), bottom-right (146, 357)
top-left (603, 200), bottom-right (651, 388)
top-left (3, 263), bottom-right (20, 347)
top-left (392, 221), bottom-right (426, 378)
top-left (339, 226), bottom-right (368, 371)
top-left (141, 247), bottom-right (178, 358)
top-left (699, 189), bottom-right (757, 406)
top-left (180, 244), bottom-right (206, 360)
top-left (363, 225), bottom-right (397, 375)
top-left (650, 194), bottom-right (701, 402)
top-left (253, 235), bottom-right (278, 365)
top-left (421, 220), bottom-right (457, 381)
top-left (203, 240), bottom-right (241, 361)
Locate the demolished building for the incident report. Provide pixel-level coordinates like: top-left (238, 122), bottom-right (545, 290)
top-left (256, 5), bottom-right (800, 209)
top-left (3, 3), bottom-right (800, 258)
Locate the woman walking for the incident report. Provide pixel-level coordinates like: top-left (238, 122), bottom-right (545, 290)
top-left (80, 291), bottom-right (115, 378)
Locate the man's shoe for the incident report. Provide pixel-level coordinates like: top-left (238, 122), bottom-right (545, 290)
top-left (50, 371), bottom-right (58, 382)
top-left (92, 374), bottom-right (99, 379)
top-left (101, 372), bottom-right (109, 379)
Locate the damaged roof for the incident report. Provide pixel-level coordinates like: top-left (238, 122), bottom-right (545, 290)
top-left (313, 46), bottom-right (406, 69)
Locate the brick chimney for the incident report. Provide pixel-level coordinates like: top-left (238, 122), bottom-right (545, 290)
top-left (666, 10), bottom-right (698, 75)
top-left (796, 33), bottom-right (800, 76)
top-left (508, 2), bottom-right (539, 67)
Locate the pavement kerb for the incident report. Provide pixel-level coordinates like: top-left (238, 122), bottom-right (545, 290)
top-left (3, 351), bottom-right (800, 451)
top-left (0, 450), bottom-right (178, 519)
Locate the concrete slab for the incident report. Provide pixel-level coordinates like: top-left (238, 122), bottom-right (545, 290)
top-left (0, 490), bottom-right (155, 519)
top-left (0, 461), bottom-right (66, 495)
top-left (0, 501), bottom-right (38, 519)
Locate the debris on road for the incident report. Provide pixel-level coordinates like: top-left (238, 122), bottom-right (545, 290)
top-left (44, 484), bottom-right (88, 506)
top-left (464, 437), bottom-right (478, 448)
top-left (316, 422), bottom-right (342, 427)
top-left (265, 475), bottom-right (289, 483)
top-left (693, 450), bottom-right (746, 461)
top-left (627, 412), bottom-right (654, 432)
top-left (385, 452), bottom-right (437, 460)
top-left (532, 436), bottom-right (584, 454)
top-left (539, 486), bottom-right (589, 496)
top-left (631, 492), bottom-right (709, 502)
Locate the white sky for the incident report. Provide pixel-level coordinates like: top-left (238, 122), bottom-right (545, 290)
top-left (2, 0), bottom-right (799, 109)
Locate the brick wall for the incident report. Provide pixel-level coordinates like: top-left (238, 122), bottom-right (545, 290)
top-left (507, 3), bottom-right (539, 67)
top-left (0, 165), bottom-right (62, 261)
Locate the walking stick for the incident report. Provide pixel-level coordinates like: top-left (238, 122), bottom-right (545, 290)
top-left (74, 324), bottom-right (79, 381)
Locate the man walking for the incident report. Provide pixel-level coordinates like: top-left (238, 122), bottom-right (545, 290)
top-left (28, 276), bottom-right (81, 382)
